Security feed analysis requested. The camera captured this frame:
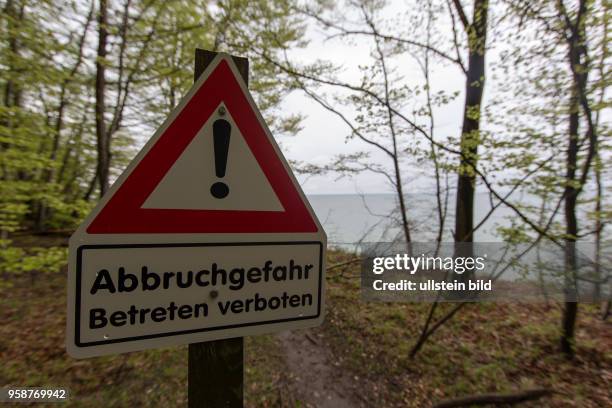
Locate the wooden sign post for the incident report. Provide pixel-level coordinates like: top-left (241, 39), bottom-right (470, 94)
top-left (188, 49), bottom-right (248, 408)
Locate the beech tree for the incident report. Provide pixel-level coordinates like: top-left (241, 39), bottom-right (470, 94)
top-left (263, 0), bottom-right (496, 355)
top-left (495, 0), bottom-right (609, 356)
top-left (0, 0), bottom-right (307, 278)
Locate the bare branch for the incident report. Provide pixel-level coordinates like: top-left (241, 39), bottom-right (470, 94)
top-left (299, 6), bottom-right (466, 71)
top-left (451, 0), bottom-right (470, 30)
top-left (446, 0), bottom-right (466, 71)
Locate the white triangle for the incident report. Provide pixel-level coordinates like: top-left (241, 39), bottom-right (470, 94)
top-left (142, 103), bottom-right (284, 211)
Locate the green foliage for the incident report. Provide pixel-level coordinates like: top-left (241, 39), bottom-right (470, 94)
top-left (0, 180), bottom-right (30, 233)
top-left (0, 0), bottom-right (94, 235)
top-left (16, 245), bottom-right (67, 274)
top-left (477, 0), bottom-right (612, 259)
top-left (0, 0), bottom-right (305, 242)
top-left (0, 240), bottom-right (24, 273)
top-left (0, 239), bottom-right (67, 288)
top-left (0, 105), bottom-right (49, 232)
top-left (125, 0), bottom-right (306, 137)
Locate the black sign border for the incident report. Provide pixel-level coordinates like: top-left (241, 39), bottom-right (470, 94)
top-left (75, 241), bottom-right (323, 347)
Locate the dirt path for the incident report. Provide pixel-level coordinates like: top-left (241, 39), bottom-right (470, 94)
top-left (277, 329), bottom-right (368, 408)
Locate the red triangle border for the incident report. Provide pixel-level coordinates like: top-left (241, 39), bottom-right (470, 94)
top-left (87, 59), bottom-right (318, 234)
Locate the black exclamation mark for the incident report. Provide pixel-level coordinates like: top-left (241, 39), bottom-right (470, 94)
top-left (210, 119), bottom-right (231, 199)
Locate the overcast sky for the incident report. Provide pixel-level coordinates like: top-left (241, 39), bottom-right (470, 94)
top-left (276, 2), bottom-right (467, 195)
top-left (271, 1), bottom-right (611, 198)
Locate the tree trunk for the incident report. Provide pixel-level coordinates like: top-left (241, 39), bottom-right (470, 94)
top-left (409, 0), bottom-right (490, 356)
top-left (593, 151), bottom-right (602, 302)
top-left (36, 5), bottom-right (93, 230)
top-left (561, 50), bottom-right (581, 360)
top-left (452, 0), bottom-right (488, 298)
top-left (95, 0), bottom-right (110, 197)
top-left (453, 0), bottom-right (488, 245)
top-left (394, 145), bottom-right (411, 244)
top-left (560, 1), bottom-right (590, 358)
top-left (1, 0), bottom-right (25, 181)
top-left (2, 0), bottom-right (23, 109)
top-left (592, 5), bottom-right (607, 304)
top-left (561, 88), bottom-right (578, 356)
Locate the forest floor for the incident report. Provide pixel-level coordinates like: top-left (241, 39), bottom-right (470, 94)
top-left (0, 235), bottom-right (610, 407)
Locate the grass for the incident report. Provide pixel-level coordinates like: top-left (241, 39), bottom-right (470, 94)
top-left (315, 251), bottom-right (612, 407)
top-left (0, 239), bottom-right (610, 407)
top-left (0, 261), bottom-right (288, 407)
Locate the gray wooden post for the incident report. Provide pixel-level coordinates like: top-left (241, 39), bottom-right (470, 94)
top-left (188, 49), bottom-right (249, 408)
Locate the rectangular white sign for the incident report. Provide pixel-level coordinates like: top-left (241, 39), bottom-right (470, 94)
top-left (70, 242), bottom-right (322, 356)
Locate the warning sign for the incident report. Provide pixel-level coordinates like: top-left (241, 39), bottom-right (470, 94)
top-left (67, 54), bottom-right (326, 358)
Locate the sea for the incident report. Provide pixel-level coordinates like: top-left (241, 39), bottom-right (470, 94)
top-left (308, 193), bottom-right (537, 247)
top-left (308, 194), bottom-right (609, 301)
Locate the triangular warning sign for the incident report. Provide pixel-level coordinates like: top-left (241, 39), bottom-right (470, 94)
top-left (86, 55), bottom-right (318, 234)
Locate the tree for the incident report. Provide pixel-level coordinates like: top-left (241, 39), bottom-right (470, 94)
top-left (257, 0), bottom-right (475, 245)
top-left (1, 0), bottom-right (309, 234)
top-left (498, 0), bottom-right (609, 356)
top-left (87, 0), bottom-right (306, 199)
top-left (94, 0), bottom-right (109, 196)
top-left (452, 0), bottom-right (489, 245)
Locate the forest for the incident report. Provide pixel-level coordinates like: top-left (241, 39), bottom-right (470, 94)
top-left (1, 0), bottom-right (610, 407)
